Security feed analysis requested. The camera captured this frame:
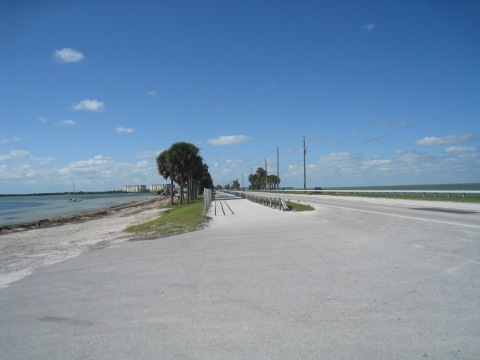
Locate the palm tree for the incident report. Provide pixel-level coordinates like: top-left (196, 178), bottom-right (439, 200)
top-left (157, 142), bottom-right (213, 205)
top-left (168, 142), bottom-right (200, 204)
top-left (199, 163), bottom-right (213, 194)
top-left (156, 150), bottom-right (176, 205)
top-left (188, 154), bottom-right (205, 202)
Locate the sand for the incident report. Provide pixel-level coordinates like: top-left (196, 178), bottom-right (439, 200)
top-left (0, 196), bottom-right (171, 288)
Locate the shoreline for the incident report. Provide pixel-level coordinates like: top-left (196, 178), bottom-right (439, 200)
top-left (0, 196), bottom-right (171, 288)
top-left (0, 195), bottom-right (168, 235)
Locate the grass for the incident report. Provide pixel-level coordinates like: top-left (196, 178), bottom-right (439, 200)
top-left (286, 201), bottom-right (315, 211)
top-left (125, 198), bottom-right (210, 237)
top-left (324, 193), bottom-right (480, 203)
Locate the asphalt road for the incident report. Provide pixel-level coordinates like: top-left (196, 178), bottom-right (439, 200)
top-left (1, 193), bottom-right (479, 359)
top-left (250, 191), bottom-right (480, 228)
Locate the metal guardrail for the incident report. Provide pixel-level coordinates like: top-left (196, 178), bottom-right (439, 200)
top-left (226, 191), bottom-right (290, 210)
top-left (256, 189), bottom-right (480, 198)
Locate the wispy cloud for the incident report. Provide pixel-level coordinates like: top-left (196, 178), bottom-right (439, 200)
top-left (0, 152), bottom-right (160, 192)
top-left (39, 116), bottom-right (48, 124)
top-left (116, 126), bottom-right (136, 134)
top-left (73, 99), bottom-right (105, 112)
top-left (68, 155), bottom-right (110, 169)
top-left (57, 119), bottom-right (76, 126)
top-left (33, 156), bottom-right (55, 165)
top-left (53, 48), bottom-right (85, 63)
top-left (445, 146), bottom-right (477, 153)
top-left (414, 134), bottom-right (477, 146)
top-left (362, 159), bottom-right (392, 167)
top-left (148, 89), bottom-right (158, 96)
top-left (0, 136), bottom-right (22, 144)
top-left (208, 135), bottom-right (252, 146)
top-left (0, 149), bottom-right (32, 161)
top-left (363, 23), bottom-right (377, 32)
top-left (225, 159), bottom-right (244, 165)
top-left (136, 150), bottom-right (163, 159)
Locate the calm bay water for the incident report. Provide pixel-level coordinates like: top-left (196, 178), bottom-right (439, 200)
top-left (0, 193), bottom-right (154, 227)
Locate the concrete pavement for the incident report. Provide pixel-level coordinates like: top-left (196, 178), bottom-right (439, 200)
top-left (1, 192), bottom-right (479, 359)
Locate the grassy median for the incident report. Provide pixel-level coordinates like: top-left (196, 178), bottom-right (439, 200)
top-left (125, 198), bottom-right (210, 237)
top-left (286, 201), bottom-right (315, 211)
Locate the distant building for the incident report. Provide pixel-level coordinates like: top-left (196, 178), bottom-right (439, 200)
top-left (150, 184), bottom-right (172, 192)
top-left (124, 185), bottom-right (146, 193)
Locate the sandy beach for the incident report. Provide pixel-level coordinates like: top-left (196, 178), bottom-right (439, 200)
top-left (0, 196), bottom-right (170, 288)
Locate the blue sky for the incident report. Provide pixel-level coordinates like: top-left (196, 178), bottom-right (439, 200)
top-left (1, 0), bottom-right (479, 193)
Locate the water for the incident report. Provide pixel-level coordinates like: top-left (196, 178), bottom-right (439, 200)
top-left (0, 193), bottom-right (154, 227)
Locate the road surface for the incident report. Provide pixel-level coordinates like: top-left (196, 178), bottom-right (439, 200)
top-left (1, 192), bottom-right (479, 359)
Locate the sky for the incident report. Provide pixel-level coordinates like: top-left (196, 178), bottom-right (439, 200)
top-left (1, 0), bottom-right (479, 193)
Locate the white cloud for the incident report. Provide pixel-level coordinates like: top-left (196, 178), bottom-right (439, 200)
top-left (136, 150), bottom-right (162, 159)
top-left (0, 152), bottom-right (162, 192)
top-left (73, 99), bottom-right (105, 112)
top-left (148, 89), bottom-right (158, 96)
top-left (208, 135), bottom-right (252, 146)
top-left (0, 136), bottom-right (22, 144)
top-left (39, 116), bottom-right (47, 124)
top-left (445, 146), bottom-right (477, 153)
top-left (321, 152), bottom-right (357, 161)
top-left (70, 155), bottom-right (110, 168)
top-left (414, 134), bottom-right (477, 146)
top-left (57, 119), bottom-right (76, 126)
top-left (116, 126), bottom-right (136, 134)
top-left (362, 159), bottom-right (392, 167)
top-left (53, 48), bottom-right (85, 63)
top-left (225, 159), bottom-right (244, 165)
top-left (363, 23), bottom-right (377, 32)
top-left (33, 156), bottom-right (55, 165)
top-left (0, 149), bottom-right (31, 161)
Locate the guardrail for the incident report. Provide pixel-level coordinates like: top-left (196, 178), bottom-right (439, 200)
top-left (253, 189), bottom-right (480, 198)
top-left (227, 191), bottom-right (290, 210)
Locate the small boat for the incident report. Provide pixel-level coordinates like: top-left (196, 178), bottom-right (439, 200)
top-left (68, 179), bottom-right (82, 202)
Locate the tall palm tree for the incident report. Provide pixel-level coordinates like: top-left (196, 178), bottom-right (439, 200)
top-left (168, 142), bottom-right (200, 204)
top-left (187, 154), bottom-right (204, 202)
top-left (156, 150), bottom-right (175, 205)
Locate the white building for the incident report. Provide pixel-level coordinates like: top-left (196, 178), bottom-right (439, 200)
top-left (124, 185), bottom-right (147, 193)
top-left (150, 184), bottom-right (171, 192)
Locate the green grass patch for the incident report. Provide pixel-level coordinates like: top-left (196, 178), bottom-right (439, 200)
top-left (286, 201), bottom-right (315, 211)
top-left (125, 198), bottom-right (210, 237)
top-left (325, 193), bottom-right (480, 203)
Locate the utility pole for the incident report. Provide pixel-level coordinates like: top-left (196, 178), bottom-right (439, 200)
top-left (276, 147), bottom-right (279, 191)
top-left (303, 136), bottom-right (307, 190)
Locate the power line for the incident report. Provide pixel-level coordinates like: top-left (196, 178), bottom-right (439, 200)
top-left (342, 99), bottom-right (480, 151)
